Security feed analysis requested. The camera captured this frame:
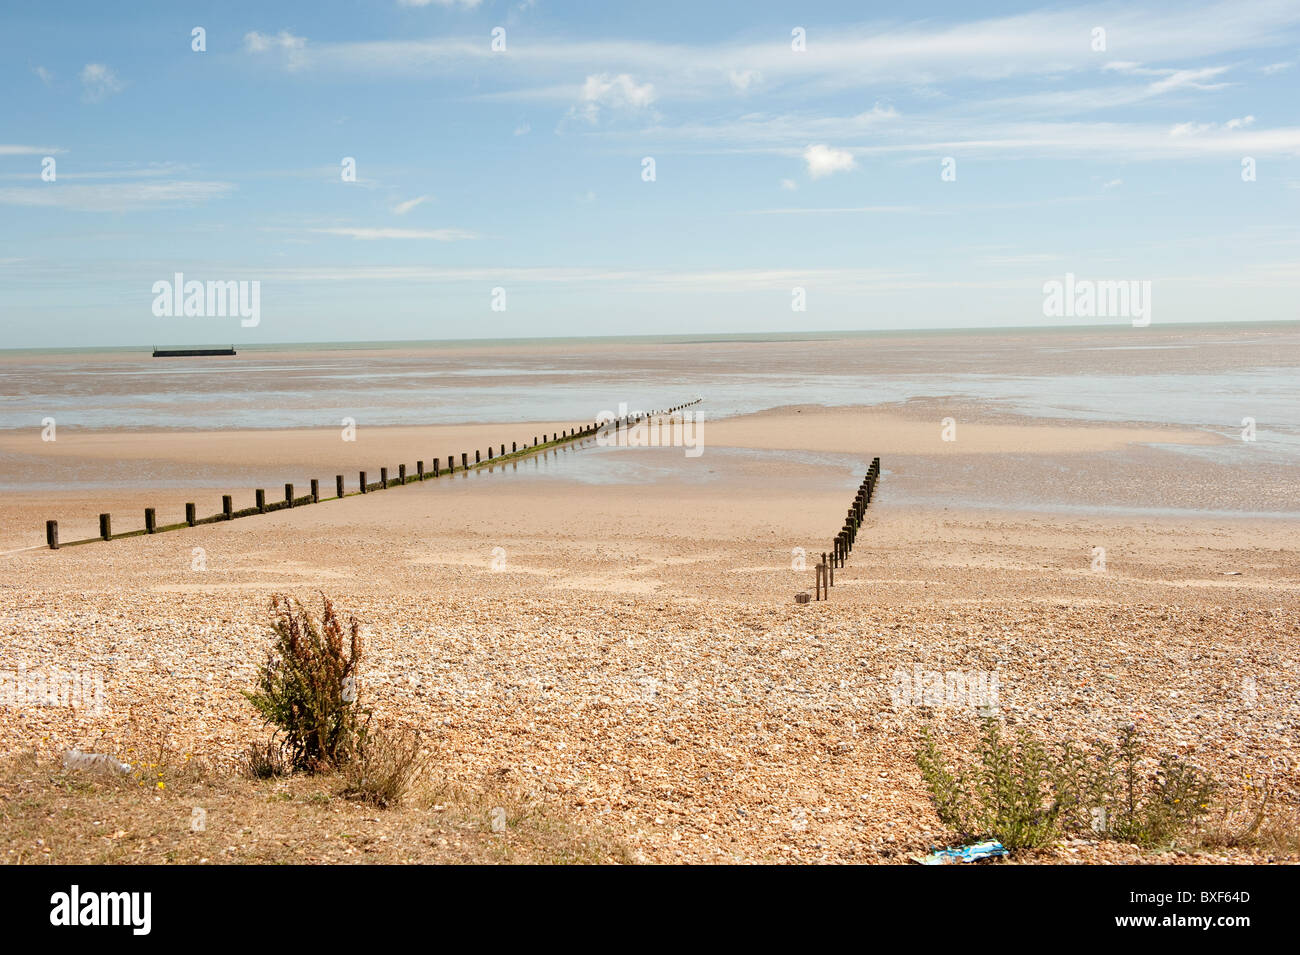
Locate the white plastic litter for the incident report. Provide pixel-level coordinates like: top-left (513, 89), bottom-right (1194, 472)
top-left (62, 750), bottom-right (131, 775)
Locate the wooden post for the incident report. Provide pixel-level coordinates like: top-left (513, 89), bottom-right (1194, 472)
top-left (381, 467), bottom-right (389, 488)
top-left (336, 475), bottom-right (345, 499)
top-left (461, 453), bottom-right (468, 469)
top-left (256, 489), bottom-right (267, 513)
top-left (311, 479), bottom-right (320, 503)
top-left (534, 436), bottom-right (538, 446)
top-left (145, 508), bottom-right (156, 534)
top-left (512, 441), bottom-right (516, 452)
top-left (285, 483), bottom-right (294, 506)
top-left (433, 459), bottom-right (441, 477)
top-left (222, 495), bottom-right (233, 520)
top-left (99, 513), bottom-right (112, 540)
top-left (447, 455), bottom-right (454, 473)
top-left (475, 450), bottom-right (481, 463)
top-left (360, 471), bottom-right (367, 493)
top-left (417, 461), bottom-right (424, 480)
top-left (186, 503), bottom-right (196, 526)
top-left (45, 520), bottom-right (58, 550)
top-left (501, 444), bottom-right (506, 456)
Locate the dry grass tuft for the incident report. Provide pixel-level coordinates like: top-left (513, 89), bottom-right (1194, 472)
top-left (1197, 775), bottom-right (1300, 855)
top-left (340, 723), bottom-right (427, 808)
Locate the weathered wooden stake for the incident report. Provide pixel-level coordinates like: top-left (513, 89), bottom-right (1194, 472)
top-left (461, 453), bottom-right (468, 469)
top-left (311, 479), bottom-right (319, 503)
top-left (336, 475), bottom-right (345, 499)
top-left (46, 520), bottom-right (58, 549)
top-left (222, 495), bottom-right (233, 520)
top-left (360, 471), bottom-right (367, 493)
top-left (381, 467), bottom-right (389, 488)
top-left (285, 483), bottom-right (294, 506)
top-left (186, 503), bottom-right (196, 526)
top-left (433, 459), bottom-right (441, 477)
top-left (99, 513), bottom-right (112, 540)
top-left (256, 489), bottom-right (267, 513)
top-left (417, 461), bottom-right (424, 480)
top-left (145, 508), bottom-right (156, 533)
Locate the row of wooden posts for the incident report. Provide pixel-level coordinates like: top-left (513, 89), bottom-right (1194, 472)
top-left (812, 456), bottom-right (880, 600)
top-left (43, 398), bottom-right (704, 550)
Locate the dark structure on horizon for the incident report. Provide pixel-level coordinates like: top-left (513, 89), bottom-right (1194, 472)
top-left (152, 346), bottom-right (237, 357)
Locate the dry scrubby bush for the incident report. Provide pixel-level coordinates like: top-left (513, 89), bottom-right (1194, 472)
top-left (916, 721), bottom-right (1217, 850)
top-left (245, 594), bottom-right (365, 772)
top-left (244, 594), bottom-right (427, 807)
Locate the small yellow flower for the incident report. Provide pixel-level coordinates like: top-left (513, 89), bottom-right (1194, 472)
top-left (157, 782), bottom-right (165, 790)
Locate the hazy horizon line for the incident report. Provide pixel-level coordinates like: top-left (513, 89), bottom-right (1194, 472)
top-left (4, 317), bottom-right (1298, 356)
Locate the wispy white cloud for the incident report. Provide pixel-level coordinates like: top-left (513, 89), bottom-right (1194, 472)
top-left (305, 226), bottom-right (479, 240)
top-left (33, 66), bottom-right (53, 86)
top-left (630, 110), bottom-right (1300, 162)
top-left (803, 144), bottom-right (856, 178)
top-left (243, 30), bottom-right (309, 69)
top-left (397, 0), bottom-right (482, 7)
top-left (0, 144), bottom-right (63, 156)
top-left (748, 204), bottom-right (917, 215)
top-left (0, 180), bottom-right (235, 212)
top-left (567, 73), bottom-right (655, 124)
top-left (79, 63), bottom-right (123, 103)
top-left (391, 195), bottom-right (432, 215)
top-left (235, 1), bottom-right (1300, 98)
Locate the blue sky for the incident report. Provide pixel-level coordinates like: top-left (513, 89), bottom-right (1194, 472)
top-left (1, 0), bottom-right (1297, 346)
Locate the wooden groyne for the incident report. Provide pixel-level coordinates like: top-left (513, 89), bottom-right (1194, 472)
top-left (811, 456), bottom-right (879, 601)
top-left (42, 399), bottom-right (704, 549)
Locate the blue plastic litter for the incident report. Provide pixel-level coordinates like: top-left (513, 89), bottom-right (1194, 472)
top-left (915, 840), bottom-right (1008, 864)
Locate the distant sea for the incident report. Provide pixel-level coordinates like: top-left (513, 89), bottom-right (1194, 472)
top-left (2, 323), bottom-right (1298, 464)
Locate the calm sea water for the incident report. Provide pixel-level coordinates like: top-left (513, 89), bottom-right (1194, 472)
top-left (2, 325), bottom-right (1298, 464)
